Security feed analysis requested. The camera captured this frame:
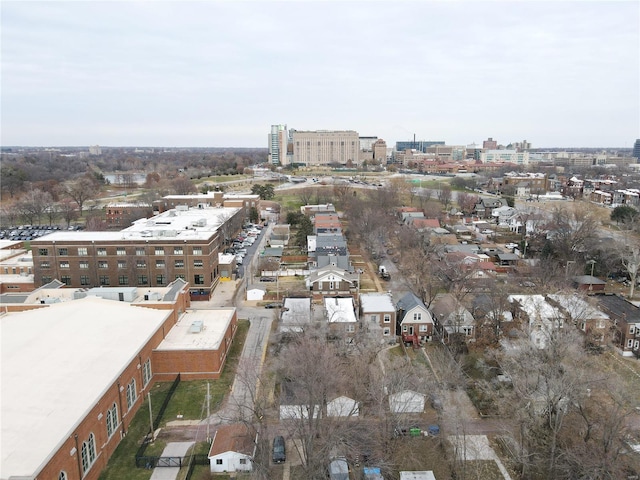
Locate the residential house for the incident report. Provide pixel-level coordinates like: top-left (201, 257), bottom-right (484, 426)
top-left (430, 293), bottom-right (476, 344)
top-left (306, 265), bottom-right (358, 295)
top-left (572, 275), bottom-right (607, 292)
top-left (389, 390), bottom-right (425, 414)
top-left (325, 296), bottom-right (358, 341)
top-left (360, 292), bottom-right (396, 337)
top-left (508, 295), bottom-right (564, 349)
top-left (208, 424), bottom-right (256, 473)
top-left (396, 292), bottom-right (434, 344)
top-left (547, 294), bottom-right (610, 349)
top-left (595, 294), bottom-right (640, 357)
top-left (281, 297), bottom-right (312, 333)
top-left (473, 197), bottom-right (509, 219)
top-left (315, 235), bottom-right (350, 270)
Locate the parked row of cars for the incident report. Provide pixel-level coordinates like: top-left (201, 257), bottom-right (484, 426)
top-left (229, 223), bottom-right (264, 266)
top-left (0, 224), bottom-right (76, 241)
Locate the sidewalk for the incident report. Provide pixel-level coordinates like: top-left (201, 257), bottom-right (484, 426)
top-left (149, 441), bottom-right (194, 480)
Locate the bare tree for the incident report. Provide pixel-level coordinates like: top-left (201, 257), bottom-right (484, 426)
top-left (298, 187), bottom-right (315, 206)
top-left (170, 176), bottom-right (197, 195)
top-left (58, 199), bottom-right (78, 228)
top-left (456, 192), bottom-right (478, 215)
top-left (61, 177), bottom-right (96, 217)
top-left (436, 185), bottom-right (452, 209)
top-left (15, 188), bottom-right (53, 225)
top-left (619, 239), bottom-right (640, 298)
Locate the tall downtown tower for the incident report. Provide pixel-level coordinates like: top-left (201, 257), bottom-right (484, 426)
top-left (268, 124), bottom-right (288, 166)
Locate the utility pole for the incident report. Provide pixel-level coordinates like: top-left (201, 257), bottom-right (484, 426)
top-left (148, 392), bottom-right (154, 437)
top-left (206, 382), bottom-right (211, 443)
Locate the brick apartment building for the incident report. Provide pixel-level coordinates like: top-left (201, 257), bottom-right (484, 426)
top-left (29, 205), bottom-right (244, 300)
top-left (1, 279), bottom-right (238, 480)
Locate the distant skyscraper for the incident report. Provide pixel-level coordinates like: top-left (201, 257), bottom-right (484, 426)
top-left (268, 124), bottom-right (287, 165)
top-left (633, 139), bottom-right (640, 160)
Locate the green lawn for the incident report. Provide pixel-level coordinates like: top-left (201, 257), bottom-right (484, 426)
top-left (99, 320), bottom-right (250, 480)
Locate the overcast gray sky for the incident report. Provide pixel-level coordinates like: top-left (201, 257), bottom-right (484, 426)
top-left (1, 1), bottom-right (638, 148)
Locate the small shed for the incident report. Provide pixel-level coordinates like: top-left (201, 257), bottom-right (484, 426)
top-left (572, 275), bottom-right (606, 292)
top-left (246, 285), bottom-right (266, 302)
top-left (400, 471), bottom-right (437, 480)
top-left (389, 390), bottom-right (425, 414)
top-left (327, 395), bottom-right (359, 417)
top-left (208, 424), bottom-right (256, 473)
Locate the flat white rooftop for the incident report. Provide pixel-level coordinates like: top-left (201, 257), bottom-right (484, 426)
top-left (360, 293), bottom-right (395, 313)
top-left (1, 296), bottom-right (171, 479)
top-left (29, 206), bottom-right (240, 243)
top-left (156, 308), bottom-right (235, 351)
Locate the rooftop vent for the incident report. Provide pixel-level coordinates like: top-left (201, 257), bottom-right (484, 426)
top-left (189, 320), bottom-right (204, 333)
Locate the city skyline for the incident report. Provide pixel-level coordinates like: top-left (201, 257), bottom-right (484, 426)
top-left (1, 1), bottom-right (638, 149)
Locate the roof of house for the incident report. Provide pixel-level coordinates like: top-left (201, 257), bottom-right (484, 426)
top-left (282, 297), bottom-right (312, 325)
top-left (396, 292), bottom-right (426, 313)
top-left (307, 265), bottom-right (358, 284)
top-left (596, 294), bottom-right (640, 324)
top-left (360, 293), bottom-right (395, 313)
top-left (324, 296), bottom-right (356, 323)
top-left (209, 424), bottom-right (255, 457)
top-left (430, 293), bottom-right (475, 327)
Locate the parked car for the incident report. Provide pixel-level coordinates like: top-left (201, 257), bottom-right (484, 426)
top-left (272, 436), bottom-right (286, 464)
top-left (264, 302), bottom-right (283, 309)
top-left (260, 277), bottom-right (276, 282)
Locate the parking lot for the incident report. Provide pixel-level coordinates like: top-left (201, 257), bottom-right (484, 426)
top-left (0, 224), bottom-right (78, 242)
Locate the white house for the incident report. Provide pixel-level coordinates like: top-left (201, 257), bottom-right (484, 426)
top-left (327, 395), bottom-right (359, 417)
top-left (208, 424), bottom-right (256, 473)
top-left (509, 295), bottom-right (564, 349)
top-left (389, 390), bottom-right (425, 414)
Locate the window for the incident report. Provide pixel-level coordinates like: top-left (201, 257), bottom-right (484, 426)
top-left (383, 327), bottom-right (391, 336)
top-left (58, 248), bottom-right (68, 256)
top-left (80, 275), bottom-right (90, 286)
top-left (59, 261), bottom-right (69, 268)
top-left (370, 315), bottom-right (378, 323)
top-left (156, 260), bottom-right (165, 268)
top-left (81, 433), bottom-right (96, 473)
top-left (98, 261), bottom-right (108, 269)
top-left (38, 248), bottom-right (48, 256)
top-left (193, 247), bottom-right (202, 255)
top-left (60, 275), bottom-right (71, 286)
top-left (419, 325), bottom-right (428, 332)
top-left (175, 274), bottom-right (185, 280)
top-left (99, 275), bottom-right (110, 286)
top-left (329, 281), bottom-right (335, 289)
top-left (116, 247), bottom-right (126, 256)
top-left (216, 459), bottom-right (223, 465)
top-left (631, 326), bottom-right (636, 335)
top-left (59, 472), bottom-right (68, 480)
top-left (118, 275), bottom-right (128, 286)
top-left (136, 260), bottom-right (146, 268)
top-left (174, 260), bottom-right (184, 268)
top-left (142, 359), bottom-right (152, 387)
top-left (239, 458), bottom-right (247, 465)
top-left (79, 261), bottom-right (89, 269)
top-left (402, 325), bottom-right (408, 332)
top-left (126, 378), bottom-right (137, 409)
top-left (41, 275), bottom-right (52, 284)
top-left (628, 339), bottom-right (634, 348)
top-left (78, 247), bottom-right (88, 256)
top-left (174, 247), bottom-right (183, 255)
top-left (136, 247), bottom-right (145, 256)
top-left (156, 274), bottom-right (166, 285)
top-left (117, 261), bottom-right (127, 269)
top-left (97, 248), bottom-right (107, 256)
top-left (384, 314), bottom-right (391, 324)
top-left (413, 312), bottom-right (422, 321)
top-left (193, 260), bottom-right (203, 268)
top-left (138, 275), bottom-right (148, 285)
top-left (346, 324), bottom-right (355, 333)
top-left (155, 247), bottom-right (164, 255)
top-left (194, 274), bottom-right (204, 285)
top-left (106, 403), bottom-right (118, 438)
top-left (41, 261), bottom-right (50, 269)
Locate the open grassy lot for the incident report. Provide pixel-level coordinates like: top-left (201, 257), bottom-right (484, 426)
top-left (99, 320), bottom-right (249, 480)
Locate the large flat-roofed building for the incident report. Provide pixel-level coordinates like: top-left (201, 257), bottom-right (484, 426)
top-left (1, 280), bottom-right (237, 480)
top-left (30, 205), bottom-right (243, 300)
top-left (290, 129), bottom-right (360, 166)
top-left (1, 296), bottom-right (173, 480)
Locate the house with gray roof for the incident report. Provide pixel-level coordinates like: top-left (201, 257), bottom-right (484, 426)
top-left (396, 292), bottom-right (434, 344)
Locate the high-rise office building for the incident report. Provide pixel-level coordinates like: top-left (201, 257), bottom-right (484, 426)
top-left (290, 129), bottom-right (360, 166)
top-left (633, 139), bottom-right (640, 160)
top-left (483, 137), bottom-right (498, 150)
top-left (268, 124), bottom-right (288, 165)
